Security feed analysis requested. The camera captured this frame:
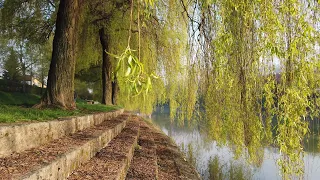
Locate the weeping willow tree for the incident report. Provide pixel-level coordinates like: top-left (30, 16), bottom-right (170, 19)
top-left (176, 0), bottom-right (320, 179)
top-left (102, 1), bottom-right (320, 178)
top-left (72, 0), bottom-right (196, 121)
top-left (156, 0), bottom-right (198, 124)
top-left (203, 0), bottom-right (264, 162)
top-left (106, 0), bottom-right (161, 113)
top-left (102, 0), bottom-right (195, 117)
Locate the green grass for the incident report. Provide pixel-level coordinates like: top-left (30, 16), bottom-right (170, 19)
top-left (0, 91), bottom-right (41, 106)
top-left (0, 105), bottom-right (82, 122)
top-left (77, 103), bottom-right (120, 113)
top-left (0, 91), bottom-right (121, 123)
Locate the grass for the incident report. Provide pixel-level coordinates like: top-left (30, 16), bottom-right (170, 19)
top-left (0, 91), bottom-right (41, 106)
top-left (77, 102), bottom-right (120, 113)
top-left (0, 91), bottom-right (121, 123)
top-left (0, 105), bottom-right (82, 123)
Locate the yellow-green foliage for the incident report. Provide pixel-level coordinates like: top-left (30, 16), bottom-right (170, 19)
top-left (73, 1), bottom-right (320, 178)
top-left (76, 5), bottom-right (101, 73)
top-left (106, 0), bottom-right (193, 118)
top-left (198, 0), bottom-right (320, 178)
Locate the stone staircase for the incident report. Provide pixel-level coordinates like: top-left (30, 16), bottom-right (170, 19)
top-left (0, 110), bottom-right (200, 180)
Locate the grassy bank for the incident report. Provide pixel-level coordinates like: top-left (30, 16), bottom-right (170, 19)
top-left (0, 91), bottom-right (41, 106)
top-left (0, 91), bottom-right (121, 123)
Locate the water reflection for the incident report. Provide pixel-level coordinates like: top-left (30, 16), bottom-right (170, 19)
top-left (208, 155), bottom-right (253, 180)
top-left (149, 112), bottom-right (320, 180)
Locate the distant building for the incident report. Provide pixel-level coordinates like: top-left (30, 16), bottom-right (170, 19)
top-left (21, 75), bottom-right (46, 88)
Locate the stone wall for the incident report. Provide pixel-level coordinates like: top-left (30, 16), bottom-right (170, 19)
top-left (0, 109), bottom-right (123, 158)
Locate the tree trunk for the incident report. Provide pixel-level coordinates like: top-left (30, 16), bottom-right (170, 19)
top-left (19, 45), bottom-right (26, 93)
top-left (99, 28), bottom-right (113, 105)
top-left (40, 58), bottom-right (45, 95)
top-left (112, 74), bottom-right (119, 105)
top-left (41, 82), bottom-right (44, 95)
top-left (36, 0), bottom-right (82, 109)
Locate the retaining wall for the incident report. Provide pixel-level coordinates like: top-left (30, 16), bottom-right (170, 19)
top-left (0, 109), bottom-right (124, 158)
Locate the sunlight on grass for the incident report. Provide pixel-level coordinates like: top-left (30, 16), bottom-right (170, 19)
top-left (0, 91), bottom-right (121, 123)
top-left (0, 104), bottom-right (121, 123)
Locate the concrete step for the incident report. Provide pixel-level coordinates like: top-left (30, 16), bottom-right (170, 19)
top-left (0, 109), bottom-right (124, 158)
top-left (126, 123), bottom-right (158, 180)
top-left (0, 114), bottom-right (129, 180)
top-left (68, 117), bottom-right (140, 180)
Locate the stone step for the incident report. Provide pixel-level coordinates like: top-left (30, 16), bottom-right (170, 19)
top-left (0, 109), bottom-right (124, 158)
top-left (126, 122), bottom-right (158, 180)
top-left (153, 131), bottom-right (201, 180)
top-left (0, 114), bottom-right (129, 180)
top-left (68, 117), bottom-right (140, 180)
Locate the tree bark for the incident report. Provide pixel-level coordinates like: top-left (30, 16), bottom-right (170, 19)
top-left (112, 74), bottom-right (119, 105)
top-left (19, 45), bottom-right (26, 93)
top-left (40, 58), bottom-right (45, 95)
top-left (36, 0), bottom-right (82, 109)
top-left (99, 28), bottom-right (113, 105)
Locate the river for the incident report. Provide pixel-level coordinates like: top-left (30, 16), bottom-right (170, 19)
top-left (148, 112), bottom-right (320, 180)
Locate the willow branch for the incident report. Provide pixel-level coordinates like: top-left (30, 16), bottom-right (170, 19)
top-left (138, 0), bottom-right (141, 60)
top-left (128, 0), bottom-right (134, 47)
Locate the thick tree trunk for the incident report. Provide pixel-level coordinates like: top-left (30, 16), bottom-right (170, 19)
top-left (99, 28), bottom-right (113, 105)
top-left (36, 0), bottom-right (82, 109)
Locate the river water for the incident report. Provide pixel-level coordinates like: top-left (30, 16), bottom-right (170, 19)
top-left (149, 112), bottom-right (320, 180)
